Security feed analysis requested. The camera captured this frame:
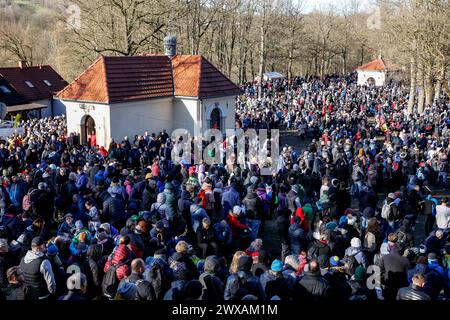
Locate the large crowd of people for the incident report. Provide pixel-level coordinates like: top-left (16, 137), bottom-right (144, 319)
top-left (0, 73), bottom-right (449, 301)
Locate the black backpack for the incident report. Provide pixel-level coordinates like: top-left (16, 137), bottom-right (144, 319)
top-left (148, 262), bottom-right (167, 300)
top-left (229, 274), bottom-right (252, 301)
top-left (149, 204), bottom-right (162, 225)
top-left (101, 256), bottom-right (128, 299)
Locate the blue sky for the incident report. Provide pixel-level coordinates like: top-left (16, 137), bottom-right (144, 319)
top-left (299, 0), bottom-right (375, 13)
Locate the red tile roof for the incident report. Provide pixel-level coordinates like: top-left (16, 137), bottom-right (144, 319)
top-left (172, 55), bottom-right (242, 98)
top-left (355, 58), bottom-right (398, 72)
top-left (58, 56), bottom-right (173, 103)
top-left (57, 54), bottom-right (242, 103)
top-left (0, 65), bottom-right (67, 102)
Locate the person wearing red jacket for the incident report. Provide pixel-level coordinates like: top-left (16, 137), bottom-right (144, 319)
top-left (103, 236), bottom-right (135, 281)
top-left (227, 206), bottom-right (251, 250)
top-left (227, 206), bottom-right (250, 237)
top-left (290, 207), bottom-right (309, 232)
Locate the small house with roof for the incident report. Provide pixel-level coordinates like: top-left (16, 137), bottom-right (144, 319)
top-left (56, 37), bottom-right (242, 147)
top-left (355, 55), bottom-right (398, 86)
top-left (0, 62), bottom-right (67, 118)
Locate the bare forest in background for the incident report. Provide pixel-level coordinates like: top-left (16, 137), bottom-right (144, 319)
top-left (0, 0), bottom-right (449, 110)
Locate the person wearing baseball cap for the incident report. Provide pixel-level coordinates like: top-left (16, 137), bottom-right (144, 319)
top-left (18, 237), bottom-right (56, 300)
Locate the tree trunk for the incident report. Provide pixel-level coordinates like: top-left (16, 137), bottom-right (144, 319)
top-left (342, 51), bottom-right (347, 75)
top-left (434, 63), bottom-right (445, 101)
top-left (417, 58), bottom-right (425, 114)
top-left (424, 62), bottom-right (434, 107)
top-left (258, 22), bottom-right (265, 98)
top-left (287, 49), bottom-right (293, 81)
top-left (407, 55), bottom-right (416, 114)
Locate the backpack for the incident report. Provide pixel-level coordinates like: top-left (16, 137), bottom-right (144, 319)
top-left (102, 255), bottom-right (129, 299)
top-left (149, 204), bottom-right (163, 225)
top-left (201, 274), bottom-right (221, 300)
top-left (308, 244), bottom-right (320, 260)
top-left (381, 200), bottom-right (394, 220)
top-left (229, 274), bottom-right (252, 301)
top-left (148, 262), bottom-right (166, 300)
top-left (22, 189), bottom-right (37, 212)
top-left (343, 254), bottom-right (361, 275)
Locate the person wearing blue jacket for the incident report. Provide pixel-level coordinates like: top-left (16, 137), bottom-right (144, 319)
top-left (213, 220), bottom-right (233, 249)
top-left (8, 176), bottom-right (26, 208)
top-left (75, 167), bottom-right (88, 192)
top-left (190, 198), bottom-right (209, 233)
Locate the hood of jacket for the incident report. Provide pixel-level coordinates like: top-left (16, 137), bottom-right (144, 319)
top-left (180, 191), bottom-right (191, 201)
top-left (24, 250), bottom-right (45, 264)
top-left (190, 204), bottom-right (203, 214)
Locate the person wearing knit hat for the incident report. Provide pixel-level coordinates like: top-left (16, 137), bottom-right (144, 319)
top-left (353, 265), bottom-right (366, 282)
top-left (250, 176), bottom-right (258, 185)
top-left (329, 256), bottom-right (342, 268)
top-left (284, 255), bottom-right (300, 271)
top-left (164, 182), bottom-right (174, 190)
top-left (58, 273), bottom-right (87, 300)
top-left (115, 281), bottom-right (137, 300)
top-left (145, 172), bottom-right (153, 180)
top-left (271, 259), bottom-right (283, 272)
top-left (46, 244), bottom-right (58, 257)
top-left (345, 237), bottom-right (368, 268)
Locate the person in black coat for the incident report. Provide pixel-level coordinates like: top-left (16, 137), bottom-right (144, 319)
top-left (1, 266), bottom-right (30, 300)
top-left (142, 180), bottom-right (158, 211)
top-left (102, 192), bottom-right (127, 228)
top-left (196, 218), bottom-right (218, 259)
top-left (0, 240), bottom-right (15, 292)
top-left (294, 261), bottom-right (332, 300)
top-left (397, 273), bottom-right (431, 300)
top-left (30, 183), bottom-right (54, 228)
top-left (380, 242), bottom-right (410, 300)
top-left (242, 186), bottom-right (263, 220)
top-left (199, 256), bottom-right (224, 300)
top-left (169, 241), bottom-right (199, 281)
top-left (178, 190), bottom-right (193, 230)
top-left (289, 217), bottom-right (308, 255)
top-left (275, 208), bottom-right (291, 262)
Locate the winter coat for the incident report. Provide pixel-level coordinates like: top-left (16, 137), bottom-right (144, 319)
top-left (226, 214), bottom-right (249, 238)
top-left (196, 226), bottom-right (217, 245)
top-left (396, 284), bottom-right (431, 300)
top-left (102, 196), bottom-right (127, 225)
top-left (2, 283), bottom-right (30, 300)
top-left (259, 271), bottom-right (289, 300)
top-left (103, 244), bottom-right (134, 281)
top-left (199, 266), bottom-right (225, 301)
top-left (190, 204), bottom-right (209, 233)
top-left (344, 247), bottom-right (368, 268)
top-left (163, 280), bottom-right (187, 301)
top-left (242, 192), bottom-right (263, 220)
top-left (379, 249), bottom-right (410, 292)
top-left (221, 187), bottom-right (241, 214)
top-left (289, 223), bottom-right (308, 255)
top-left (168, 252), bottom-right (199, 280)
top-left (294, 271), bottom-right (332, 301)
top-left (213, 222), bottom-right (232, 246)
top-left (224, 271), bottom-right (264, 300)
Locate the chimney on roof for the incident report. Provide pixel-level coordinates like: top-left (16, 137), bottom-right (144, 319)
top-left (19, 60), bottom-right (27, 69)
top-left (378, 54), bottom-right (382, 60)
top-left (164, 35), bottom-right (177, 58)
top-left (163, 20), bottom-right (176, 58)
